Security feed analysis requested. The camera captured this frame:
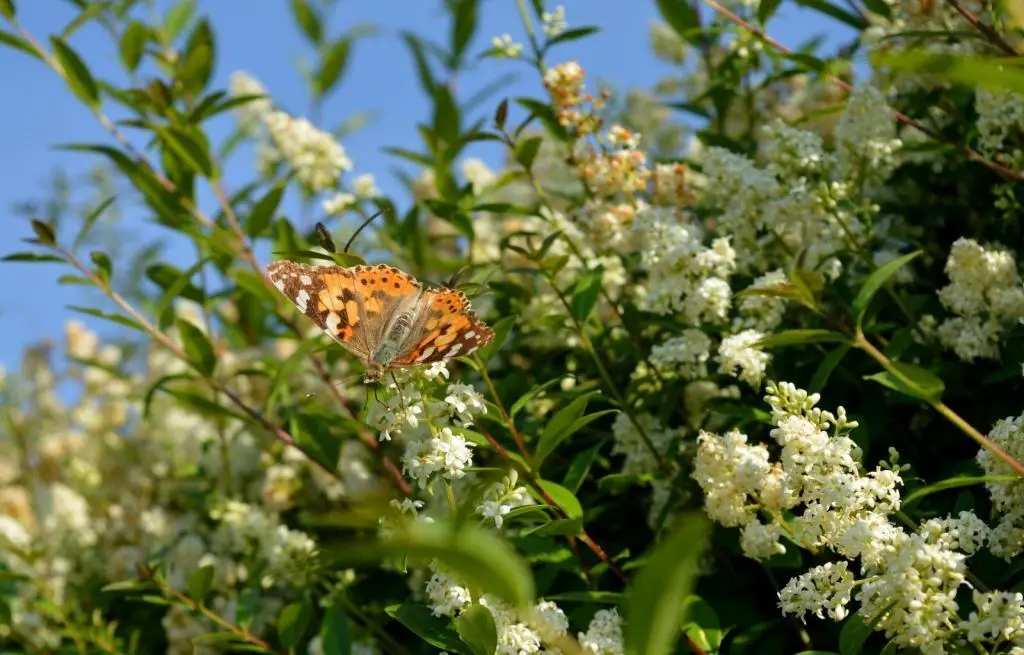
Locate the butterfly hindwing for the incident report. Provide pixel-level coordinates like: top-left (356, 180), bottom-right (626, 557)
top-left (391, 287), bottom-right (495, 367)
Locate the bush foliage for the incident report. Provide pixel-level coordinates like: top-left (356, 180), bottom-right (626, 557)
top-left (3, 0), bottom-right (1024, 654)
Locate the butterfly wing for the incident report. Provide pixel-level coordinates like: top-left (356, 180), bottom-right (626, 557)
top-left (390, 287), bottom-right (494, 367)
top-left (266, 260), bottom-right (374, 361)
top-left (346, 264), bottom-right (424, 359)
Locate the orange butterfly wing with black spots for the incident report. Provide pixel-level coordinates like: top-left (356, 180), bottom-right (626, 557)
top-left (391, 288), bottom-right (495, 367)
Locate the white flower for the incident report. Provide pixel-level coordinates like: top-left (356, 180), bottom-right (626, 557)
top-left (402, 427), bottom-right (474, 488)
top-left (229, 71), bottom-right (272, 133)
top-left (541, 5), bottom-right (567, 36)
top-left (779, 561), bottom-right (855, 621)
top-left (353, 173), bottom-right (381, 198)
top-left (444, 383), bottom-right (487, 426)
top-left (492, 34), bottom-right (523, 58)
top-left (579, 608), bottom-right (624, 655)
top-left (264, 109), bottom-right (352, 192)
top-left (426, 566), bottom-right (473, 617)
top-left (322, 192), bottom-right (357, 215)
top-left (717, 330), bottom-right (770, 388)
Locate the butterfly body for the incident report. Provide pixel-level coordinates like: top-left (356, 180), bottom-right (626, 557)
top-left (267, 261), bottom-right (494, 381)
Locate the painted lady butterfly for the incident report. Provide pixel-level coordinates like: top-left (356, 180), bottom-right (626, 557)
top-left (267, 261), bottom-right (494, 381)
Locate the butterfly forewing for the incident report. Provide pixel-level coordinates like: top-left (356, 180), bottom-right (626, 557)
top-left (266, 261), bottom-right (373, 361)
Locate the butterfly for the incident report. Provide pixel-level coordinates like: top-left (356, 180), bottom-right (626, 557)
top-left (267, 260), bottom-right (495, 381)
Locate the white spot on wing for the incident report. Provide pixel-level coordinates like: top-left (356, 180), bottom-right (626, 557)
top-left (464, 331), bottom-right (476, 339)
top-left (416, 346), bottom-right (436, 362)
top-left (296, 289), bottom-right (310, 313)
top-left (325, 311), bottom-right (341, 334)
top-left (446, 343), bottom-right (462, 357)
top-left (273, 279), bottom-right (285, 292)
top-left (299, 274), bottom-right (312, 286)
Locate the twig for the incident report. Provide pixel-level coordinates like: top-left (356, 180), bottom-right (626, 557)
top-left (947, 0), bottom-right (1018, 56)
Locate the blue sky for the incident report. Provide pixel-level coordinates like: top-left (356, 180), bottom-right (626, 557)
top-left (0, 0), bottom-right (850, 372)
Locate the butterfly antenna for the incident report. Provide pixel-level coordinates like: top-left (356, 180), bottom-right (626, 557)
top-left (344, 209), bottom-right (387, 254)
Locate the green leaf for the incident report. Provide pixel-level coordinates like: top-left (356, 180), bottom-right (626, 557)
top-left (1, 252), bottom-right (63, 263)
top-left (246, 182), bottom-right (285, 237)
top-left (794, 0), bottom-right (867, 29)
top-left (119, 21), bottom-right (148, 71)
top-left (67, 305), bottom-right (144, 331)
top-left (317, 38), bottom-right (352, 96)
top-left (510, 377), bottom-right (564, 419)
top-left (654, 0), bottom-right (702, 44)
top-left (74, 196), bottom-right (116, 249)
top-left (31, 219), bottom-right (56, 245)
top-left (839, 602), bottom-right (896, 655)
top-left (90, 250), bottom-right (111, 282)
top-left (864, 361), bottom-right (944, 402)
top-left (546, 26), bottom-right (599, 47)
top-left (562, 440), bottom-right (606, 493)
top-left (873, 51), bottom-right (1024, 96)
top-left (451, 0), bottom-right (478, 64)
top-left (278, 600), bottom-right (313, 649)
top-left (625, 513), bottom-right (711, 655)
top-left (476, 315), bottom-right (514, 363)
top-left (187, 565), bottom-right (214, 605)
top-left (176, 319), bottom-right (216, 376)
top-left (455, 604), bottom-right (497, 655)
top-left (570, 267), bottom-right (603, 321)
top-left (536, 395), bottom-right (613, 469)
top-left (902, 474), bottom-right (1017, 512)
top-left (290, 0), bottom-right (322, 43)
top-left (757, 330), bottom-right (848, 349)
top-left (543, 591), bottom-right (623, 603)
top-left (852, 251), bottom-right (921, 330)
top-left (0, 0), bottom-right (14, 20)
top-left (179, 18), bottom-right (215, 94)
top-left (808, 344), bottom-right (851, 393)
top-left (341, 521), bottom-right (534, 609)
top-left (164, 0), bottom-right (196, 39)
top-left (537, 480), bottom-right (583, 520)
top-left (386, 603), bottom-right (471, 655)
top-left (158, 127), bottom-right (215, 178)
top-left (515, 136), bottom-right (543, 171)
top-left (0, 30), bottom-right (40, 60)
top-left (757, 0), bottom-right (783, 24)
top-left (319, 605), bottom-right (352, 655)
top-left (51, 36), bottom-right (99, 108)
top-left (151, 259), bottom-right (208, 328)
top-left (681, 595), bottom-right (722, 653)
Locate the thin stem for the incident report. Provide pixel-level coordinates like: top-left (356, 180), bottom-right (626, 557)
top-left (947, 0), bottom-right (1018, 56)
top-left (159, 584), bottom-right (281, 654)
top-left (473, 354), bottom-right (533, 466)
top-left (700, 0), bottom-right (1024, 184)
top-left (853, 331), bottom-right (1024, 476)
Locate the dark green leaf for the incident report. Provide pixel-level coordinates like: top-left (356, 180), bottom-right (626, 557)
top-left (494, 98), bottom-right (509, 130)
top-left (176, 319), bottom-right (216, 376)
top-left (902, 475), bottom-right (1017, 512)
top-left (544, 590), bottom-right (623, 603)
top-left (455, 604), bottom-right (497, 655)
top-left (433, 84), bottom-right (461, 146)
top-left (74, 196), bottom-right (116, 249)
top-left (535, 391), bottom-right (604, 468)
top-left (839, 603), bottom-right (896, 655)
top-left (510, 377), bottom-right (564, 418)
top-left (403, 32), bottom-right (436, 95)
top-left (51, 36), bottom-right (100, 107)
top-left (757, 330), bottom-right (848, 349)
top-left (386, 603), bottom-right (471, 655)
top-left (320, 605), bottom-right (351, 655)
top-left (164, 0), bottom-right (196, 39)
top-left (119, 21), bottom-right (148, 71)
top-left (0, 30), bottom-right (40, 60)
top-left (654, 0), bottom-right (702, 44)
top-left (246, 182), bottom-right (285, 237)
top-left (562, 440), bottom-right (605, 493)
top-left (864, 361), bottom-right (944, 402)
top-left (278, 600), bottom-right (313, 649)
top-left (187, 565), bottom-right (214, 605)
top-left (625, 513), bottom-right (711, 655)
top-left (570, 267), bottom-right (603, 321)
top-left (537, 480), bottom-right (583, 520)
top-left (179, 18), bottom-right (215, 94)
top-left (793, 0), bottom-right (867, 29)
top-left (0, 0), bottom-right (14, 20)
top-left (90, 250), bottom-right (111, 282)
top-left (852, 251), bottom-right (921, 331)
top-left (159, 126), bottom-right (215, 178)
top-left (2, 252), bottom-right (63, 263)
top-left (451, 0), bottom-right (478, 64)
top-left (757, 0), bottom-right (783, 24)
top-left (290, 0), bottom-right (322, 43)
top-left (808, 344), bottom-right (851, 393)
top-left (546, 26), bottom-right (599, 47)
top-left (31, 219), bottom-right (56, 245)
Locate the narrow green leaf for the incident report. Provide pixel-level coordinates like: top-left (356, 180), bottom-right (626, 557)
top-left (340, 521), bottom-right (534, 609)
top-left (515, 136), bottom-right (543, 171)
top-left (534, 393), bottom-right (607, 469)
top-left (625, 513), bottom-right (711, 655)
top-left (246, 182), bottom-right (285, 237)
top-left (455, 604), bottom-right (497, 655)
top-left (179, 18), bottom-right (215, 94)
top-left (451, 0), bottom-right (478, 64)
top-left (0, 29), bottom-right (40, 60)
top-left (151, 259), bottom-right (208, 328)
top-left (808, 344), bottom-right (851, 393)
top-left (290, 0), bottom-right (322, 43)
top-left (864, 361), bottom-right (944, 401)
top-left (320, 605), bottom-right (352, 655)
top-left (317, 37), bottom-right (351, 96)
top-left (0, 0), bottom-right (14, 20)
top-left (562, 440), bottom-right (606, 493)
top-left (654, 0), bottom-right (702, 44)
top-left (544, 591), bottom-right (623, 603)
top-left (386, 603), bottom-right (471, 655)
top-left (570, 267), bottom-right (603, 321)
top-left (2, 252), bottom-right (63, 263)
top-left (51, 37), bottom-right (100, 107)
top-left (119, 21), bottom-right (147, 71)
top-left (67, 305), bottom-right (144, 331)
top-left (176, 319), bottom-right (216, 376)
top-left (510, 377), bottom-right (564, 419)
top-left (901, 474), bottom-right (1017, 512)
top-left (278, 600), bottom-right (313, 649)
top-left (73, 196), bottom-right (116, 249)
top-left (546, 26), bottom-right (599, 47)
top-left (164, 0), bottom-right (196, 39)
top-left (839, 602), bottom-right (897, 655)
top-left (852, 251), bottom-right (921, 330)
top-left (681, 595), bottom-right (723, 653)
top-left (187, 565), bottom-right (214, 605)
top-left (90, 250), bottom-right (111, 282)
top-left (757, 0), bottom-right (783, 24)
top-left (159, 127), bottom-right (215, 178)
top-left (793, 0), bottom-right (867, 28)
top-left (757, 330), bottom-right (848, 349)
